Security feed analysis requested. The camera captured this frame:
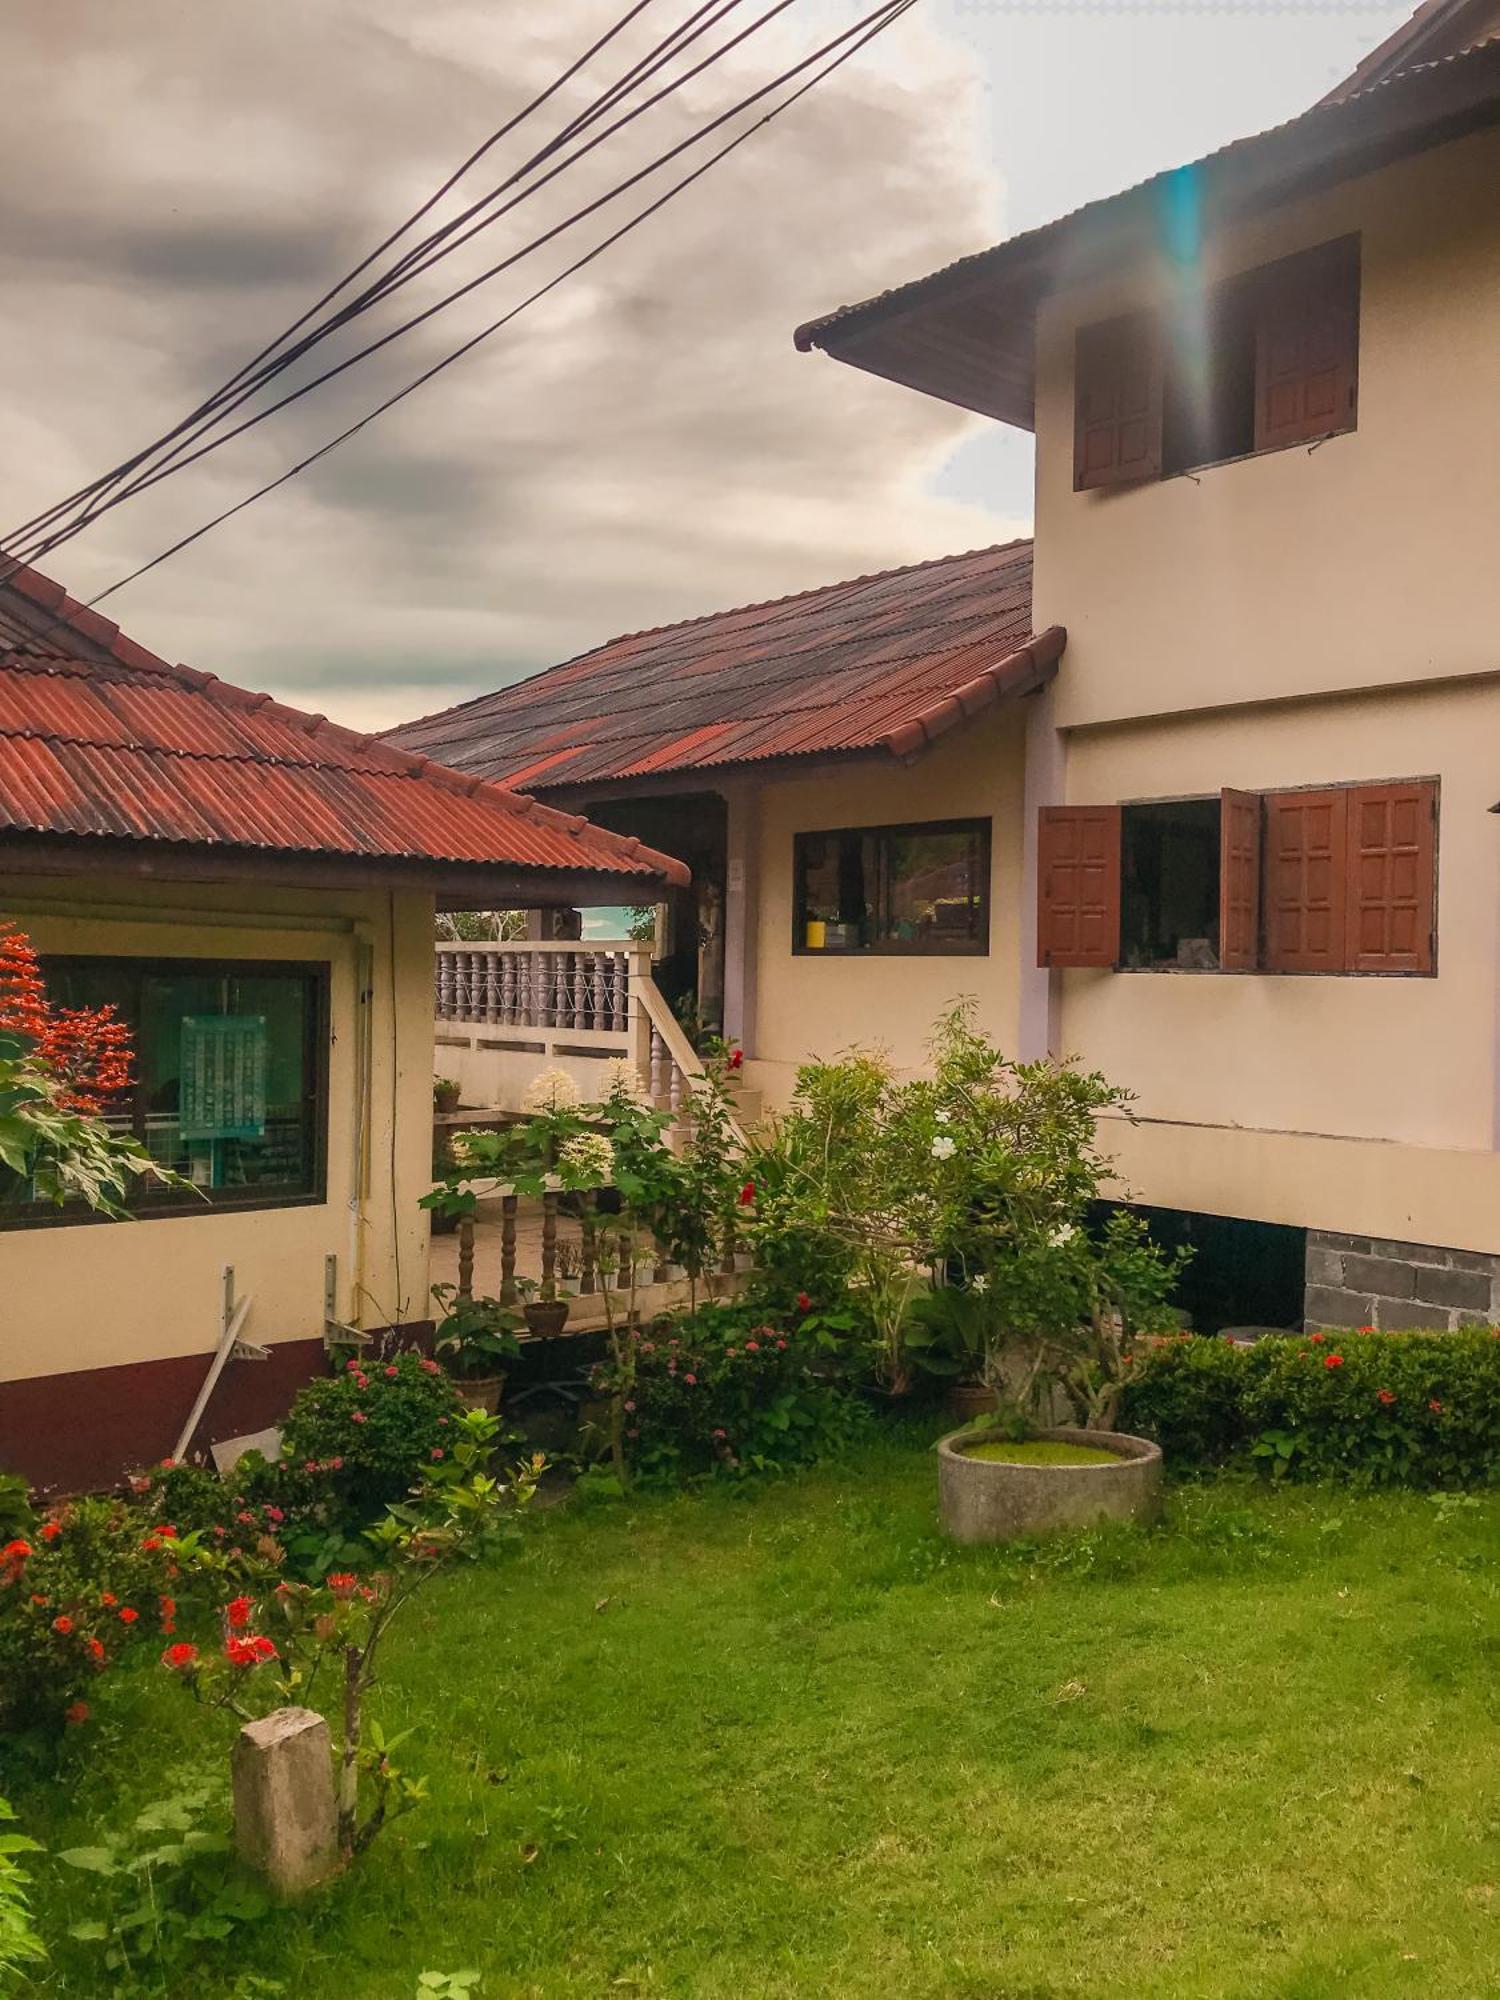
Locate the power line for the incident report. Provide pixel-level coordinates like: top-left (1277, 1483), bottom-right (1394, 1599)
top-left (5, 0), bottom-right (788, 569)
top-left (5, 0), bottom-right (823, 570)
top-left (87, 0), bottom-right (916, 607)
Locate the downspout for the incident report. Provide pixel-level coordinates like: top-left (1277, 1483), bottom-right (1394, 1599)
top-left (348, 923), bottom-right (377, 1336)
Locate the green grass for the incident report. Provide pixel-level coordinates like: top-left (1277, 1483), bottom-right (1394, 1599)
top-left (12, 1425), bottom-right (1500, 1998)
top-left (962, 1439), bottom-right (1123, 1465)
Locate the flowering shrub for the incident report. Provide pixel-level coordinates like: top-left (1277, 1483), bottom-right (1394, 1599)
top-left (588, 1303), bottom-right (868, 1485)
top-left (1121, 1327), bottom-right (1500, 1486)
top-left (0, 1499), bottom-right (190, 1733)
top-left (0, 924), bottom-right (192, 1216)
top-left (280, 1348), bottom-right (465, 1518)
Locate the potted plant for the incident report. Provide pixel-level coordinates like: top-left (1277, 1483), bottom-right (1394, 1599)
top-left (515, 1276), bottom-right (570, 1340)
top-left (553, 1238), bottom-right (583, 1297)
top-left (431, 1285), bottom-right (522, 1414)
top-left (433, 1076), bottom-right (462, 1115)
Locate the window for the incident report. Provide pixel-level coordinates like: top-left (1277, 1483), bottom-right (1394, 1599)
top-left (1038, 780), bottom-right (1434, 975)
top-left (794, 819), bottom-right (990, 956)
top-left (1076, 237), bottom-right (1359, 491)
top-left (9, 957), bottom-right (328, 1224)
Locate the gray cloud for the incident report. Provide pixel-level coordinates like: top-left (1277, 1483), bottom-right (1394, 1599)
top-left (0, 1), bottom-right (1016, 731)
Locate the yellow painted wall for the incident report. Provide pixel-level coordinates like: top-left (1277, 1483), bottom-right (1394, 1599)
top-left (1031, 125), bottom-right (1500, 727)
top-left (0, 875), bottom-right (436, 1386)
top-left (743, 705), bottom-right (1029, 1106)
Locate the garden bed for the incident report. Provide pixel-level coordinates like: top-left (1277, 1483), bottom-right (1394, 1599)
top-left (10, 1423), bottom-right (1500, 1998)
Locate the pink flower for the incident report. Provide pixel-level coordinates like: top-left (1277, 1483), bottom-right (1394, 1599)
top-left (351, 1410), bottom-right (367, 1423)
top-left (684, 1373), bottom-right (697, 1386)
top-left (745, 1340), bottom-right (760, 1354)
top-left (624, 1400), bottom-right (636, 1412)
top-left (1429, 1399), bottom-right (1444, 1413)
top-left (346, 1360), bottom-right (362, 1374)
top-left (420, 1358), bottom-right (441, 1375)
top-left (385, 1366), bottom-right (399, 1378)
top-left (1376, 1388), bottom-right (1396, 1406)
top-left (430, 1448), bottom-right (444, 1461)
top-left (776, 1339), bottom-right (787, 1351)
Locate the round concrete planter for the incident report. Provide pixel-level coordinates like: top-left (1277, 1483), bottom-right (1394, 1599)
top-left (937, 1426), bottom-right (1163, 1544)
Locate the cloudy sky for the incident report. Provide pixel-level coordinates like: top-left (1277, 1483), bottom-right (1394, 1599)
top-left (1, 0), bottom-right (1408, 732)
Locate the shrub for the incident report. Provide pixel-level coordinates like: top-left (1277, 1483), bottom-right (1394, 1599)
top-left (589, 1302), bottom-right (869, 1485)
top-left (0, 1796), bottom-right (44, 1988)
top-left (0, 1500), bottom-right (183, 1734)
top-left (1121, 1328), bottom-right (1500, 1486)
top-left (280, 1349), bottom-right (464, 1518)
top-left (140, 1454), bottom-right (370, 1581)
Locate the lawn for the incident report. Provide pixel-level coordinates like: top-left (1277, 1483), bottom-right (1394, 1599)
top-left (13, 1422), bottom-right (1500, 1998)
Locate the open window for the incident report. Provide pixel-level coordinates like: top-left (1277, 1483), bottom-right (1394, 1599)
top-left (1038, 779), bottom-right (1433, 975)
top-left (794, 818), bottom-right (990, 956)
top-left (1082, 237), bottom-right (1360, 487)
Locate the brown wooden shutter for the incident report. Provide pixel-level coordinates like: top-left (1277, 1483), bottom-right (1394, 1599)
top-left (1254, 242), bottom-right (1359, 451)
top-left (1263, 789), bottom-right (1349, 973)
top-left (1073, 315), bottom-right (1164, 492)
top-left (1037, 807), bottom-right (1121, 968)
top-left (1219, 789), bottom-right (1262, 971)
top-left (1344, 781), bottom-right (1436, 973)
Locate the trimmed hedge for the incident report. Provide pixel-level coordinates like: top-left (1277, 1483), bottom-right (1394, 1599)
top-left (1119, 1328), bottom-right (1500, 1486)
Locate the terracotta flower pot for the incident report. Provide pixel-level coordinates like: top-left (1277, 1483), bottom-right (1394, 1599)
top-left (434, 1084), bottom-right (461, 1114)
top-left (454, 1372), bottom-right (504, 1416)
top-left (946, 1381), bottom-right (998, 1424)
top-left (523, 1298), bottom-right (571, 1339)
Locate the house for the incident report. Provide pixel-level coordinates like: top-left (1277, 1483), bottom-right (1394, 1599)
top-left (0, 561), bottom-right (686, 1490)
top-left (789, 6), bottom-right (1500, 1331)
top-left (397, 3), bottom-right (1500, 1336)
top-left (390, 540), bottom-right (1062, 1109)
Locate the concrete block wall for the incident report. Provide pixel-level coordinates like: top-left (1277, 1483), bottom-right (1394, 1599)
top-left (1305, 1231), bottom-right (1500, 1333)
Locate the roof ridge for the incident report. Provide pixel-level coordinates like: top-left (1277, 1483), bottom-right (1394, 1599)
top-left (383, 539), bottom-right (1034, 739)
top-left (0, 558), bottom-right (689, 885)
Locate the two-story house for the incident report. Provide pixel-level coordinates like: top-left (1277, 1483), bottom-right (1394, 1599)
top-left (793, 6), bottom-right (1500, 1332)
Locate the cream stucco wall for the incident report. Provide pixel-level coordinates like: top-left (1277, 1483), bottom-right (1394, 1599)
top-left (743, 705), bottom-right (1029, 1107)
top-left (1031, 124), bottom-right (1500, 727)
top-left (1, 875), bottom-right (436, 1386)
top-left (1022, 124), bottom-right (1500, 1256)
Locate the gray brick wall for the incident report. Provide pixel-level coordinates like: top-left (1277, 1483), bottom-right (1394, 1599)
top-left (1304, 1231), bottom-right (1500, 1333)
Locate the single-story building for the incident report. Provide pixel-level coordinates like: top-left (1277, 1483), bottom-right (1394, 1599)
top-left (0, 560), bottom-right (686, 1490)
top-left (388, 540), bottom-right (1064, 1113)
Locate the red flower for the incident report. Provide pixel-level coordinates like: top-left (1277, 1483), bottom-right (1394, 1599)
top-left (1429, 1399), bottom-right (1444, 1413)
top-left (225, 1595), bottom-right (254, 1631)
top-left (796, 1292), bottom-right (811, 1313)
top-left (141, 1535), bottom-right (162, 1553)
top-left (385, 1365), bottom-right (399, 1378)
top-left (745, 1340), bottom-right (760, 1353)
top-left (161, 1641), bottom-right (199, 1671)
top-left (265, 1507), bottom-right (284, 1525)
top-left (419, 1359), bottom-right (440, 1375)
top-left (727, 1048), bottom-right (744, 1071)
top-left (40, 1521), bottom-right (62, 1543)
top-left (430, 1448), bottom-right (444, 1461)
top-left (64, 1701), bottom-right (90, 1727)
top-left (1324, 1354), bottom-right (1344, 1369)
top-left (1, 1539), bottom-right (31, 1568)
top-left (738, 1181), bottom-right (756, 1207)
top-left (99, 1592), bottom-right (118, 1608)
top-left (118, 1607), bottom-right (139, 1625)
top-left (346, 1359), bottom-right (362, 1373)
top-left (684, 1373), bottom-right (697, 1386)
top-left (327, 1572), bottom-right (359, 1599)
top-left (1359, 1324), bottom-right (1375, 1335)
top-left (1377, 1388), bottom-right (1397, 1406)
top-left (224, 1634), bottom-right (277, 1669)
top-left (51, 1615), bottom-right (74, 1635)
top-left (86, 1636), bottom-right (105, 1662)
top-left (350, 1410), bottom-right (367, 1424)
top-left (1309, 1332), bottom-right (1325, 1344)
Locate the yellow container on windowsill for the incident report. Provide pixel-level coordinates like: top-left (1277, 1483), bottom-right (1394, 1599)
top-left (805, 919), bottom-right (827, 951)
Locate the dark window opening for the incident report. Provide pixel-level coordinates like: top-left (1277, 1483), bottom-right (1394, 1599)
top-left (4, 956), bottom-right (328, 1227)
top-left (794, 818), bottom-right (990, 956)
top-left (1120, 799), bottom-right (1222, 969)
top-left (1163, 277), bottom-right (1258, 475)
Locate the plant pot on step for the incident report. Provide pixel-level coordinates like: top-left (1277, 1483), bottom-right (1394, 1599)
top-left (946, 1381), bottom-right (998, 1424)
top-left (938, 1426), bottom-right (1163, 1545)
top-left (454, 1372), bottom-right (505, 1416)
top-left (433, 1083), bottom-right (461, 1114)
top-left (523, 1297), bottom-right (571, 1339)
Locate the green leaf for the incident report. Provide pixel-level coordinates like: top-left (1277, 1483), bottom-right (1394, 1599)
top-left (58, 1845), bottom-right (119, 1876)
top-left (66, 1919), bottom-right (110, 1941)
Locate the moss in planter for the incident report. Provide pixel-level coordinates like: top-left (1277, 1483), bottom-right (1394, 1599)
top-left (963, 1440), bottom-right (1124, 1467)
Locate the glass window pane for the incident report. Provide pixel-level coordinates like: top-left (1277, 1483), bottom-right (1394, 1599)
top-left (796, 821), bottom-right (988, 956)
top-left (880, 827), bottom-right (984, 948)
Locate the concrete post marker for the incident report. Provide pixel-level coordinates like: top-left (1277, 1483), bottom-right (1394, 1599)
top-left (232, 1706), bottom-right (339, 1895)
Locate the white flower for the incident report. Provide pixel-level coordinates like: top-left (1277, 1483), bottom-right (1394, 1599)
top-left (557, 1131), bottom-right (616, 1185)
top-left (522, 1064), bottom-right (582, 1115)
top-left (599, 1056), bottom-right (647, 1105)
top-left (1050, 1223), bottom-right (1077, 1247)
top-left (935, 1109), bottom-right (952, 1125)
top-left (970, 1273), bottom-right (988, 1295)
top-left (448, 1130), bottom-right (488, 1166)
top-left (930, 1135), bottom-right (956, 1161)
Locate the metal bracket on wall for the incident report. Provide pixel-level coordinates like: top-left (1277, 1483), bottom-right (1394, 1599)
top-left (323, 1253), bottom-right (369, 1350)
top-left (172, 1266), bottom-right (268, 1463)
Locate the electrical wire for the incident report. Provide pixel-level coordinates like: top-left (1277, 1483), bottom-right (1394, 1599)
top-left (3, 0), bottom-right (761, 564)
top-left (86, 0), bottom-right (916, 606)
top-left (5, 0), bottom-right (805, 571)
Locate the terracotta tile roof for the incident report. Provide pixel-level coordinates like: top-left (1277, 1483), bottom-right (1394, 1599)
top-left (0, 564), bottom-right (687, 886)
top-left (794, 35), bottom-right (1500, 428)
top-left (386, 542), bottom-right (1063, 792)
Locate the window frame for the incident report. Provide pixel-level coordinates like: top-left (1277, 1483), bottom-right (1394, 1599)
top-left (4, 954), bottom-right (331, 1231)
top-left (792, 816), bottom-right (992, 959)
top-left (1079, 234), bottom-right (1361, 490)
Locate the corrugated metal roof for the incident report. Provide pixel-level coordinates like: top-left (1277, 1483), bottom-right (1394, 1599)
top-left (386, 542), bottom-right (1063, 791)
top-left (0, 563), bottom-right (687, 885)
top-left (793, 35), bottom-right (1500, 430)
